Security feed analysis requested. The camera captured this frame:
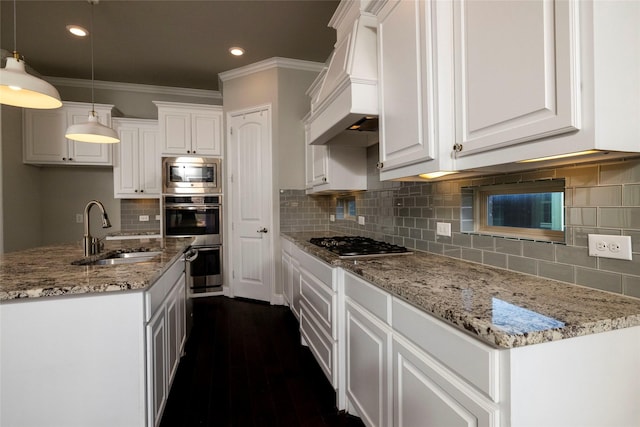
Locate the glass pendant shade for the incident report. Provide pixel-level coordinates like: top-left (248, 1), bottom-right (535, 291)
top-left (65, 110), bottom-right (119, 143)
top-left (0, 55), bottom-right (62, 109)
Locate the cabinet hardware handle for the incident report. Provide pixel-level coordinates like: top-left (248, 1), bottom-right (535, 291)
top-left (322, 177), bottom-right (327, 182)
top-left (376, 162), bottom-right (384, 169)
top-left (69, 158), bottom-right (73, 161)
top-left (140, 189), bottom-right (144, 193)
top-left (187, 150), bottom-right (191, 154)
top-left (192, 150), bottom-right (196, 154)
top-left (134, 190), bottom-right (138, 193)
top-left (453, 143), bottom-right (463, 153)
top-left (62, 157), bottom-right (67, 161)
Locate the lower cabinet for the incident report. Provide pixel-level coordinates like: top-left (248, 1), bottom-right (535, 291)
top-left (145, 258), bottom-right (187, 427)
top-left (343, 270), bottom-right (498, 427)
top-left (281, 238), bottom-right (302, 320)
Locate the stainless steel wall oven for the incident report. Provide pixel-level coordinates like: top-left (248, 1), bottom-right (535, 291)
top-left (163, 194), bottom-right (223, 297)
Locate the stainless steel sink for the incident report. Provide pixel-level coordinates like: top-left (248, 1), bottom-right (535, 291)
top-left (87, 251), bottom-right (162, 266)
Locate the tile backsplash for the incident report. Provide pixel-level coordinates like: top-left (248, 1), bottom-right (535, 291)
top-left (280, 154), bottom-right (640, 300)
top-left (120, 199), bottom-right (161, 233)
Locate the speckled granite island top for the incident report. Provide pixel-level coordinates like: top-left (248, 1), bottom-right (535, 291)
top-left (282, 232), bottom-right (640, 349)
top-left (0, 237), bottom-right (193, 301)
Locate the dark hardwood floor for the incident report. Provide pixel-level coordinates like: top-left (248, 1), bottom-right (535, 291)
top-left (160, 296), bottom-right (366, 427)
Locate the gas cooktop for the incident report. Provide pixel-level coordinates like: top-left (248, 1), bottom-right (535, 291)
top-left (309, 236), bottom-right (412, 259)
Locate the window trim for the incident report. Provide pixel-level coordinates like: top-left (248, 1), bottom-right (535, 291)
top-left (474, 180), bottom-right (565, 243)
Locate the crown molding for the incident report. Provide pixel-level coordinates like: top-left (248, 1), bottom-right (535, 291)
top-left (218, 57), bottom-right (324, 83)
top-left (44, 76), bottom-right (222, 100)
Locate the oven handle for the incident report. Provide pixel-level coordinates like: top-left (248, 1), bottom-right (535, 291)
top-left (185, 249), bottom-right (199, 263)
top-left (166, 205), bottom-right (220, 210)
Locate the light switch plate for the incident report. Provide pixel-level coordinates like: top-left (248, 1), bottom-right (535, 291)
top-left (329, 214), bottom-right (335, 222)
top-left (588, 234), bottom-right (632, 260)
top-left (358, 216), bottom-right (365, 226)
top-left (436, 222), bottom-right (452, 237)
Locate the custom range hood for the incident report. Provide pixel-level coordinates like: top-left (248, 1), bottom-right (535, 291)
top-left (306, 0), bottom-right (378, 146)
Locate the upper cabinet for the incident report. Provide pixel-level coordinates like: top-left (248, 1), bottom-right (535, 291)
top-left (374, 0), bottom-right (455, 180)
top-left (452, 0), bottom-right (579, 158)
top-left (154, 101), bottom-right (223, 157)
top-left (23, 101), bottom-right (114, 166)
top-left (305, 124), bottom-right (367, 194)
top-left (112, 118), bottom-right (161, 198)
top-left (368, 0), bottom-right (640, 178)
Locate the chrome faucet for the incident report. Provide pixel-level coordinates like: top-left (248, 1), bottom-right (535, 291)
top-left (83, 200), bottom-right (112, 257)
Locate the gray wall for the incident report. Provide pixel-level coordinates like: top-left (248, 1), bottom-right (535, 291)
top-left (281, 146), bottom-right (640, 300)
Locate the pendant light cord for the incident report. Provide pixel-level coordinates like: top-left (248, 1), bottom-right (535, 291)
top-left (90, 1), bottom-right (96, 113)
top-left (12, 0), bottom-right (18, 56)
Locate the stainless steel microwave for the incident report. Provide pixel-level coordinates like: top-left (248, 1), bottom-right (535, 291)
top-left (162, 157), bottom-right (221, 194)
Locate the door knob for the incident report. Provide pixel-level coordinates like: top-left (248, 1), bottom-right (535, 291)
top-left (257, 227), bottom-right (268, 234)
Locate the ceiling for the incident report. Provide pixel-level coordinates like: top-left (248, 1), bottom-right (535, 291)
top-left (0, 0), bottom-right (340, 92)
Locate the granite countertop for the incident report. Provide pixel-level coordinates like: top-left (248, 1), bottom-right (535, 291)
top-left (282, 232), bottom-right (640, 349)
top-left (0, 237), bottom-right (193, 301)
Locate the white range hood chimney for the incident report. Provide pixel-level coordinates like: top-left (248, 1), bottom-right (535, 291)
top-left (306, 0), bottom-right (378, 146)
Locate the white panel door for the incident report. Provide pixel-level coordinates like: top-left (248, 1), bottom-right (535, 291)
top-left (453, 0), bottom-right (580, 156)
top-left (228, 107), bottom-right (273, 302)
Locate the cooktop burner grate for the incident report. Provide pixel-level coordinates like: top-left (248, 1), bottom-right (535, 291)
top-left (309, 236), bottom-right (412, 258)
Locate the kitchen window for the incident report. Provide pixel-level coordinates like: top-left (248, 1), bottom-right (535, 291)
top-left (336, 196), bottom-right (357, 220)
top-left (461, 180), bottom-right (565, 242)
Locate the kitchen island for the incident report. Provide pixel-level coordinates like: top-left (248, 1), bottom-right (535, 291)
top-left (282, 232), bottom-right (640, 427)
top-left (0, 237), bottom-right (193, 427)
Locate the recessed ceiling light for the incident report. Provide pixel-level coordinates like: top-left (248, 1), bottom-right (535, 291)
top-left (229, 47), bottom-right (245, 56)
top-left (67, 25), bottom-right (89, 37)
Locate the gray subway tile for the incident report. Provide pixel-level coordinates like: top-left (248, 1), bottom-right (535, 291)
top-left (573, 186), bottom-right (622, 207)
top-left (483, 251), bottom-right (507, 269)
top-left (522, 241), bottom-right (555, 261)
top-left (495, 238), bottom-right (522, 256)
top-left (600, 207), bottom-right (640, 229)
top-left (567, 207), bottom-right (597, 226)
top-left (599, 256), bottom-right (640, 276)
top-left (472, 235), bottom-right (494, 250)
top-left (555, 244), bottom-right (597, 268)
top-left (538, 261), bottom-right (574, 283)
top-left (575, 268), bottom-right (622, 293)
top-left (507, 256), bottom-right (537, 275)
top-left (460, 248), bottom-right (483, 263)
top-left (600, 160), bottom-right (640, 185)
top-left (622, 275), bottom-right (640, 299)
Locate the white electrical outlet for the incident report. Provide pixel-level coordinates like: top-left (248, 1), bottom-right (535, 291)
top-left (155, 214), bottom-right (161, 221)
top-left (588, 234), bottom-right (632, 260)
top-left (75, 213), bottom-right (83, 223)
top-left (436, 222), bottom-right (452, 237)
top-left (358, 216), bottom-right (365, 226)
top-left (139, 215), bottom-right (149, 222)
top-left (329, 214), bottom-right (335, 222)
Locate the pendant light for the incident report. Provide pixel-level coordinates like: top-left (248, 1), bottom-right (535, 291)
top-left (65, 0), bottom-right (119, 144)
top-left (0, 0), bottom-right (62, 109)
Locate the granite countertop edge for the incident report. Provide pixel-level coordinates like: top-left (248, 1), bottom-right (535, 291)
top-left (0, 237), bottom-right (194, 302)
top-left (281, 232), bottom-right (640, 349)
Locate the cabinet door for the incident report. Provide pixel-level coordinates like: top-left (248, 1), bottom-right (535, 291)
top-left (191, 111), bottom-right (222, 156)
top-left (166, 286), bottom-right (180, 383)
top-left (139, 127), bottom-right (161, 195)
top-left (453, 0), bottom-right (579, 157)
top-left (23, 109), bottom-right (68, 163)
top-left (160, 110), bottom-right (191, 155)
top-left (282, 251), bottom-right (292, 307)
top-left (146, 308), bottom-right (167, 427)
top-left (377, 0), bottom-right (436, 172)
top-left (345, 300), bottom-right (392, 427)
top-left (291, 257), bottom-right (301, 320)
top-left (393, 337), bottom-right (498, 427)
top-left (305, 144), bottom-right (329, 188)
top-left (113, 126), bottom-right (140, 197)
top-left (66, 108), bottom-right (112, 164)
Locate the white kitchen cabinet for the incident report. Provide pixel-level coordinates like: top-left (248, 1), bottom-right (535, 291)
top-left (374, 0), bottom-right (455, 180)
top-left (113, 118), bottom-right (161, 198)
top-left (146, 302), bottom-right (168, 427)
top-left (281, 240), bottom-right (293, 308)
top-left (145, 257), bottom-right (186, 427)
top-left (452, 0), bottom-right (579, 158)
top-left (298, 249), bottom-right (340, 390)
top-left (23, 101), bottom-right (114, 166)
top-left (452, 0), bottom-right (640, 170)
top-left (154, 101), bottom-right (223, 156)
top-left (305, 126), bottom-right (367, 194)
top-left (392, 336), bottom-right (498, 427)
top-left (343, 271), bottom-right (392, 427)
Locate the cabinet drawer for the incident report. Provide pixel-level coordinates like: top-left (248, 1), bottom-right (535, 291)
top-left (298, 250), bottom-right (335, 290)
top-left (344, 270), bottom-right (391, 325)
top-left (145, 257), bottom-right (185, 322)
top-left (300, 300), bottom-right (337, 388)
top-left (392, 298), bottom-right (500, 401)
top-left (300, 268), bottom-right (336, 339)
